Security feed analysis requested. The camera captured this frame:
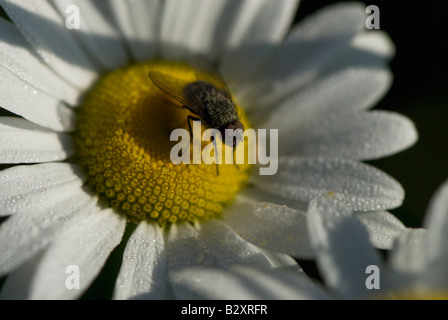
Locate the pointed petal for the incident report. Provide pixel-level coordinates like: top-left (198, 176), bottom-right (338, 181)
top-left (113, 221), bottom-right (169, 300)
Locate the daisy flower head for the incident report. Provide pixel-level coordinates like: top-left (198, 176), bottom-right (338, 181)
top-left (0, 0), bottom-right (417, 300)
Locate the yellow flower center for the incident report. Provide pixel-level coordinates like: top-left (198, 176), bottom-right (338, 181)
top-left (74, 61), bottom-right (252, 226)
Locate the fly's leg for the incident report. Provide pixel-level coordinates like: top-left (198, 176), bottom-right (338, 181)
top-left (211, 133), bottom-right (220, 176)
top-left (232, 135), bottom-right (249, 170)
top-left (233, 146), bottom-right (239, 170)
top-left (187, 115), bottom-right (202, 170)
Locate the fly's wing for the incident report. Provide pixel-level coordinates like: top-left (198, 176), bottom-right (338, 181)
top-left (189, 55), bottom-right (233, 99)
top-left (148, 71), bottom-right (206, 118)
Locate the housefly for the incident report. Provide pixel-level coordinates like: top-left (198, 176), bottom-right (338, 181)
top-left (148, 56), bottom-right (244, 173)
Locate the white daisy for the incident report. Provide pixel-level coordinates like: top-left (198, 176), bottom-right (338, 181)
top-left (0, 0), bottom-right (417, 300)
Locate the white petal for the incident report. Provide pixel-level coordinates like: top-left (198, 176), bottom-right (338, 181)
top-left (166, 220), bottom-right (288, 275)
top-left (25, 208), bottom-right (126, 299)
top-left (0, 18), bottom-right (80, 105)
top-left (159, 0), bottom-right (210, 60)
top-left (0, 117), bottom-right (74, 163)
top-left (355, 211), bottom-right (406, 249)
top-left (282, 111), bottom-right (418, 161)
top-left (51, 0), bottom-right (129, 69)
top-left (256, 248), bottom-right (304, 272)
top-left (222, 195), bottom-right (313, 258)
top-left (258, 68), bottom-right (392, 130)
top-left (307, 196), bottom-right (385, 299)
top-left (388, 229), bottom-right (427, 286)
top-left (197, 219), bottom-right (275, 269)
top-left (109, 0), bottom-right (160, 61)
top-left (160, 0), bottom-right (298, 65)
top-left (318, 30), bottom-right (396, 77)
top-left (219, 0), bottom-right (300, 84)
top-left (0, 252), bottom-right (44, 299)
top-left (160, 0), bottom-right (228, 61)
top-left (251, 157), bottom-right (405, 212)
top-left (165, 222), bottom-right (216, 271)
top-left (172, 266), bottom-right (329, 300)
top-left (238, 2), bottom-right (367, 109)
top-left (352, 30), bottom-right (396, 59)
top-left (422, 180), bottom-right (448, 273)
top-left (0, 67), bottom-right (76, 132)
top-left (237, 187), bottom-right (309, 212)
top-left (0, 188), bottom-right (97, 276)
top-left (0, 162), bottom-right (85, 217)
top-left (1, 0), bottom-right (98, 90)
top-left (113, 221), bottom-right (169, 300)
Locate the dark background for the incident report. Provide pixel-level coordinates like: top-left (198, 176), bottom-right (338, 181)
top-left (297, 1), bottom-right (448, 228)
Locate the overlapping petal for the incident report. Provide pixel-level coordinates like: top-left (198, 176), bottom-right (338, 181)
top-left (307, 196), bottom-right (385, 299)
top-left (251, 157), bottom-right (405, 212)
top-left (1, 0), bottom-right (98, 90)
top-left (0, 163), bottom-right (85, 217)
top-left (113, 221), bottom-right (170, 300)
top-left (0, 117), bottom-right (74, 163)
top-left (19, 209), bottom-right (123, 299)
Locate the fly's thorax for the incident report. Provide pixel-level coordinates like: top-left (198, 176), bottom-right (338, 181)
top-left (185, 81), bottom-right (239, 129)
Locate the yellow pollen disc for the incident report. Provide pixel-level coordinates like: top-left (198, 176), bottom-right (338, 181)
top-left (74, 61), bottom-right (252, 226)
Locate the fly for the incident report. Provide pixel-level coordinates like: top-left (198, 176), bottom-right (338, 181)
top-left (148, 56), bottom-right (244, 174)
